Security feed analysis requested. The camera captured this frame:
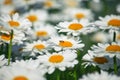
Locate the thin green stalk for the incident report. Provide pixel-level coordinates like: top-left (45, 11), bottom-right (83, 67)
top-left (73, 66), bottom-right (77, 80)
top-left (113, 31), bottom-right (118, 74)
top-left (113, 31), bottom-right (116, 42)
top-left (57, 70), bottom-right (60, 80)
top-left (8, 30), bottom-right (13, 65)
top-left (113, 56), bottom-right (118, 74)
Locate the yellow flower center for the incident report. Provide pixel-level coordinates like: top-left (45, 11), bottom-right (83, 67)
top-left (27, 15), bottom-right (38, 22)
top-left (13, 76), bottom-right (28, 80)
top-left (59, 40), bottom-right (73, 47)
top-left (68, 23), bottom-right (83, 30)
top-left (8, 20), bottom-right (20, 27)
top-left (106, 45), bottom-right (120, 52)
top-left (36, 31), bottom-right (48, 37)
top-left (34, 44), bottom-right (45, 50)
top-left (93, 57), bottom-right (108, 64)
top-left (49, 54), bottom-right (64, 63)
top-left (75, 13), bottom-right (85, 19)
top-left (44, 1), bottom-right (53, 7)
top-left (4, 0), bottom-right (12, 5)
top-left (108, 19), bottom-right (120, 27)
top-left (1, 34), bottom-right (13, 41)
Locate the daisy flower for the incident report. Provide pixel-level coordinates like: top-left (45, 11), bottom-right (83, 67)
top-left (0, 0), bottom-right (13, 6)
top-left (91, 42), bottom-right (120, 59)
top-left (0, 13), bottom-right (32, 31)
top-left (64, 8), bottom-right (94, 20)
top-left (82, 50), bottom-right (114, 70)
top-left (0, 55), bottom-right (7, 67)
top-left (0, 66), bottom-right (46, 80)
top-left (23, 40), bottom-right (51, 55)
top-left (63, 0), bottom-right (80, 8)
top-left (0, 5), bottom-right (17, 16)
top-left (95, 15), bottom-right (120, 32)
top-left (27, 23), bottom-right (57, 40)
top-left (56, 19), bottom-right (96, 36)
top-left (37, 50), bottom-right (78, 74)
top-left (12, 0), bottom-right (43, 8)
top-left (43, 0), bottom-right (61, 9)
top-left (23, 10), bottom-right (48, 24)
top-left (79, 71), bottom-right (120, 80)
top-left (91, 31), bottom-right (109, 43)
top-left (49, 35), bottom-right (84, 51)
top-left (0, 30), bottom-right (26, 45)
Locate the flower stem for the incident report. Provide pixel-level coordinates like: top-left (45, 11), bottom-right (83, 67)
top-left (74, 66), bottom-right (77, 80)
top-left (113, 31), bottom-right (116, 42)
top-left (112, 31), bottom-right (118, 74)
top-left (8, 30), bottom-right (13, 65)
top-left (57, 70), bottom-right (60, 80)
top-left (113, 56), bottom-right (118, 74)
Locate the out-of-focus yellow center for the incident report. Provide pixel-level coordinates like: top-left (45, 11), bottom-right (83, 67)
top-left (93, 57), bottom-right (108, 64)
top-left (59, 40), bottom-right (73, 47)
top-left (1, 34), bottom-right (13, 41)
top-left (27, 15), bottom-right (38, 22)
top-left (65, 0), bottom-right (77, 7)
top-left (49, 54), bottom-right (64, 63)
top-left (75, 13), bottom-right (85, 19)
top-left (13, 76), bottom-right (28, 80)
top-left (68, 23), bottom-right (83, 30)
top-left (108, 19), bottom-right (120, 27)
top-left (4, 0), bottom-right (12, 5)
top-left (34, 44), bottom-right (45, 50)
top-left (106, 45), bottom-right (120, 52)
top-left (8, 20), bottom-right (20, 27)
top-left (116, 34), bottom-right (120, 41)
top-left (36, 31), bottom-right (48, 37)
top-left (44, 1), bottom-right (53, 7)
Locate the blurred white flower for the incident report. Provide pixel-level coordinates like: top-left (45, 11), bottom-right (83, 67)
top-left (23, 40), bottom-right (51, 55)
top-left (79, 71), bottom-right (120, 80)
top-left (0, 55), bottom-right (7, 67)
top-left (0, 65), bottom-right (46, 80)
top-left (82, 50), bottom-right (114, 70)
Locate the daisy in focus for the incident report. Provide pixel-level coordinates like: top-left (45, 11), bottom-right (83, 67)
top-left (37, 50), bottom-right (78, 74)
top-left (23, 40), bottom-right (51, 56)
top-left (56, 19), bottom-right (96, 36)
top-left (49, 35), bottom-right (84, 51)
top-left (91, 42), bottom-right (120, 59)
top-left (0, 13), bottom-right (31, 32)
top-left (79, 71), bottom-right (120, 80)
top-left (0, 66), bottom-right (46, 80)
top-left (95, 15), bottom-right (120, 32)
top-left (0, 55), bottom-right (7, 67)
top-left (82, 50), bottom-right (114, 70)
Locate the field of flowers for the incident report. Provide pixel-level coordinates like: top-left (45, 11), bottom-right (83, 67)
top-left (0, 0), bottom-right (120, 80)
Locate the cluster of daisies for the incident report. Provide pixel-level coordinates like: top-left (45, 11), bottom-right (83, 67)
top-left (0, 0), bottom-right (120, 80)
